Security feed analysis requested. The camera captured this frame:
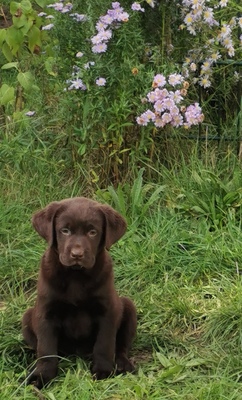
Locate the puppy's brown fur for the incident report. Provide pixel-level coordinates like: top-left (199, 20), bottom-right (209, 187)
top-left (22, 197), bottom-right (137, 388)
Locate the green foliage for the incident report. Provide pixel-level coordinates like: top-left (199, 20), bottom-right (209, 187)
top-left (1, 0), bottom-right (44, 60)
top-left (97, 168), bottom-right (166, 225)
top-left (0, 0), bottom-right (51, 115)
top-left (164, 167), bottom-right (242, 229)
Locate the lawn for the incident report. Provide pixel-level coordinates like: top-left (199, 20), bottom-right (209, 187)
top-left (1, 152), bottom-right (242, 399)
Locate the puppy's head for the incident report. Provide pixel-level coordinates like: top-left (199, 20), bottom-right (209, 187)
top-left (32, 197), bottom-right (127, 269)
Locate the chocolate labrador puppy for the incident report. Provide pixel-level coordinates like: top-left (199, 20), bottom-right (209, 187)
top-left (22, 197), bottom-right (137, 388)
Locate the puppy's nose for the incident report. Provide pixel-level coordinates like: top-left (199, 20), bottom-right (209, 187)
top-left (70, 248), bottom-right (84, 259)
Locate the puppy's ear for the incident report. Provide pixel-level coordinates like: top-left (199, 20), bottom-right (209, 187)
top-left (100, 205), bottom-right (127, 249)
top-left (32, 201), bottom-right (61, 245)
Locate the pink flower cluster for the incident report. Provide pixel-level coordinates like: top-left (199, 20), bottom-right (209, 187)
top-left (65, 64), bottom-right (107, 91)
top-left (47, 1), bottom-right (73, 13)
top-left (44, 1), bottom-right (87, 25)
top-left (91, 2), bottom-right (129, 54)
top-left (180, 0), bottom-right (242, 88)
top-left (136, 73), bottom-right (204, 129)
top-left (131, 2), bottom-right (145, 12)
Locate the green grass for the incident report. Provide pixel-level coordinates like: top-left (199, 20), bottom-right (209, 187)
top-left (2, 152), bottom-right (242, 399)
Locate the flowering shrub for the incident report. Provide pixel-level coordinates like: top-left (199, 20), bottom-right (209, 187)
top-left (137, 73), bottom-right (204, 128)
top-left (179, 0), bottom-right (242, 88)
top-left (91, 2), bottom-right (129, 54)
top-left (40, 0), bottom-right (241, 132)
top-left (1, 0), bottom-right (241, 145)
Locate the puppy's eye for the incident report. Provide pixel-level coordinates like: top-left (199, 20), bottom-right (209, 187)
top-left (60, 228), bottom-right (71, 236)
top-left (88, 229), bottom-right (97, 237)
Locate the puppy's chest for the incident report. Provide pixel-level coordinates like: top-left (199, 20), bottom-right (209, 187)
top-left (60, 278), bottom-right (93, 305)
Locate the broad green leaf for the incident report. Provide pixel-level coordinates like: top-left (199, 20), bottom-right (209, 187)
top-left (10, 2), bottom-right (21, 15)
top-left (17, 71), bottom-right (34, 91)
top-left (0, 84), bottom-right (15, 106)
top-left (21, 0), bottom-right (32, 14)
top-left (13, 14), bottom-right (27, 28)
top-left (44, 57), bottom-right (57, 76)
top-left (0, 29), bottom-right (6, 46)
top-left (184, 358), bottom-right (207, 367)
top-left (2, 42), bottom-right (13, 62)
top-left (28, 25), bottom-right (41, 53)
top-left (20, 19), bottom-right (33, 35)
top-left (5, 26), bottom-right (24, 55)
top-left (190, 205), bottom-right (207, 215)
top-left (156, 352), bottom-right (172, 368)
top-left (141, 185), bottom-right (167, 216)
top-left (160, 365), bottom-right (183, 380)
top-left (35, 0), bottom-right (49, 7)
top-left (1, 62), bottom-right (19, 70)
top-left (107, 186), bottom-right (123, 214)
top-left (78, 144), bottom-right (86, 156)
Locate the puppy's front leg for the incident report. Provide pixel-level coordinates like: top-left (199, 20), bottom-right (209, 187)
top-left (92, 314), bottom-right (117, 380)
top-left (28, 319), bottom-right (58, 389)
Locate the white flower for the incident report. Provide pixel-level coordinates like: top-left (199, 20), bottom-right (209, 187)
top-left (42, 23), bottom-right (54, 30)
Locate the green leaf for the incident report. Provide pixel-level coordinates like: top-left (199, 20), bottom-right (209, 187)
top-left (141, 185), bottom-right (167, 216)
top-left (184, 358), bottom-right (207, 367)
top-left (107, 186), bottom-right (124, 215)
top-left (10, 2), bottom-right (21, 15)
top-left (130, 168), bottom-right (144, 215)
top-left (0, 84), bottom-right (15, 106)
top-left (156, 352), bottom-right (172, 368)
top-left (116, 185), bottom-right (127, 217)
top-left (5, 26), bottom-right (24, 55)
top-left (0, 29), bottom-right (6, 46)
top-left (190, 205), bottom-right (208, 215)
top-left (78, 144), bottom-right (86, 156)
top-left (17, 71), bottom-right (34, 91)
top-left (34, 0), bottom-right (49, 7)
top-left (28, 25), bottom-right (41, 53)
top-left (44, 57), bottom-right (57, 76)
top-left (1, 62), bottom-right (19, 70)
top-left (159, 365), bottom-right (183, 380)
top-left (13, 14), bottom-right (27, 28)
top-left (223, 191), bottom-right (240, 206)
top-left (2, 42), bottom-right (13, 62)
top-left (21, 0), bottom-right (32, 14)
top-left (20, 19), bottom-right (33, 35)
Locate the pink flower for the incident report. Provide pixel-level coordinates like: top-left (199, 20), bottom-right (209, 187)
top-left (154, 100), bottom-right (165, 113)
top-left (143, 110), bottom-right (156, 121)
top-left (171, 113), bottom-right (184, 127)
top-left (96, 77), bottom-right (106, 86)
top-left (96, 21), bottom-right (108, 31)
top-left (112, 2), bottom-right (121, 9)
top-left (153, 74), bottom-right (166, 88)
top-left (131, 2), bottom-right (145, 12)
top-left (92, 43), bottom-right (108, 53)
top-left (168, 73), bottom-right (184, 87)
top-left (136, 114), bottom-right (149, 126)
top-left (68, 78), bottom-right (86, 90)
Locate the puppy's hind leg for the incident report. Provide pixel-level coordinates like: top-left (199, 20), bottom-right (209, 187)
top-left (115, 297), bottom-right (137, 374)
top-left (22, 308), bottom-right (37, 351)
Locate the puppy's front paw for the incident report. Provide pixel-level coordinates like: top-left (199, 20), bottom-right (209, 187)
top-left (92, 361), bottom-right (114, 380)
top-left (116, 355), bottom-right (135, 374)
top-left (27, 364), bottom-right (57, 389)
